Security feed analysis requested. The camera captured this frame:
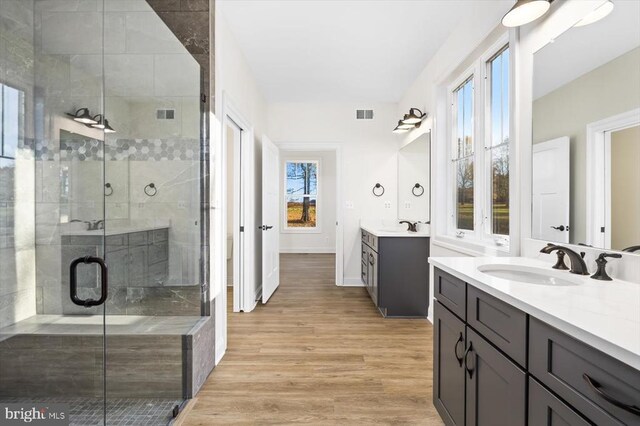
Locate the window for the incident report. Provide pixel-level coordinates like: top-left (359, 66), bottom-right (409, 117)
top-left (452, 77), bottom-right (475, 231)
top-left (487, 47), bottom-right (510, 236)
top-left (448, 39), bottom-right (510, 247)
top-left (284, 161), bottom-right (319, 230)
top-left (0, 83), bottom-right (24, 160)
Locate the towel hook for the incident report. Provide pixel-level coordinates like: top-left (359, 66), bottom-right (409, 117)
top-left (104, 183), bottom-right (113, 197)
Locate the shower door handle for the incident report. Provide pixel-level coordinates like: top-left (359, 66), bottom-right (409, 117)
top-left (70, 256), bottom-right (108, 307)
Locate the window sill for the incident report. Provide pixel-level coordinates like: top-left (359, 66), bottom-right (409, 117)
top-left (432, 235), bottom-right (511, 257)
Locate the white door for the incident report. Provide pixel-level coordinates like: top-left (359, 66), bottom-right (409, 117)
top-left (261, 135), bottom-right (280, 303)
top-left (532, 137), bottom-right (570, 243)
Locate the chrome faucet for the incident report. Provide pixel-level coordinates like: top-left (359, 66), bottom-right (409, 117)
top-left (399, 221), bottom-right (418, 232)
top-left (540, 244), bottom-right (589, 275)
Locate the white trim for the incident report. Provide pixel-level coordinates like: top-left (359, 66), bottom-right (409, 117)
top-left (279, 247), bottom-right (336, 254)
top-left (282, 159), bottom-right (322, 233)
top-left (276, 142), bottom-right (345, 286)
top-left (444, 33), bottom-right (511, 251)
top-left (342, 277), bottom-right (366, 287)
top-left (585, 108), bottom-right (640, 248)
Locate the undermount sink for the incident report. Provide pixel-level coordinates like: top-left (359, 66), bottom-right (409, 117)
top-left (477, 264), bottom-right (581, 286)
top-left (379, 228), bottom-right (406, 233)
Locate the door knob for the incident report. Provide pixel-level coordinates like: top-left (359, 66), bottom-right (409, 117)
top-left (259, 225), bottom-right (274, 231)
top-left (550, 225), bottom-right (566, 231)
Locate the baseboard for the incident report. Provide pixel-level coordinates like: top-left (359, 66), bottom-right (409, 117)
top-left (342, 277), bottom-right (366, 287)
top-left (215, 337), bottom-right (226, 365)
top-left (279, 247), bottom-right (336, 254)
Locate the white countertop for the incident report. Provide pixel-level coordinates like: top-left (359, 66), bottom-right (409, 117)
top-left (61, 221), bottom-right (170, 236)
top-left (361, 224), bottom-right (430, 238)
top-left (429, 256), bottom-right (640, 370)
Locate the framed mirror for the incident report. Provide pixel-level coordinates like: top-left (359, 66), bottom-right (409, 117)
top-left (398, 131), bottom-right (430, 222)
top-left (531, 1), bottom-right (640, 254)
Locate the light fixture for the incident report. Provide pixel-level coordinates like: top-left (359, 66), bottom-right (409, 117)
top-left (66, 107), bottom-right (98, 125)
top-left (91, 114), bottom-right (116, 133)
top-left (392, 108), bottom-right (428, 134)
top-left (393, 120), bottom-right (411, 133)
top-left (502, 0), bottom-right (551, 28)
top-left (574, 0), bottom-right (614, 27)
top-left (401, 108), bottom-right (426, 125)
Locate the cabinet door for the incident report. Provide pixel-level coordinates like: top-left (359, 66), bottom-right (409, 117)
top-left (369, 250), bottom-right (378, 306)
top-left (465, 327), bottom-right (526, 426)
top-left (434, 302), bottom-right (466, 426)
top-left (106, 248), bottom-right (128, 288)
top-left (361, 243), bottom-right (368, 285)
top-left (529, 377), bottom-right (591, 426)
top-left (128, 245), bottom-right (148, 287)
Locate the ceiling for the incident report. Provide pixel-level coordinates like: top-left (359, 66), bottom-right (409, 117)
top-left (218, 0), bottom-right (512, 103)
top-left (533, 0), bottom-right (640, 100)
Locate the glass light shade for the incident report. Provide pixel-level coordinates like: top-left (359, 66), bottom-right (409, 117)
top-left (502, 0), bottom-right (550, 27)
top-left (401, 108), bottom-right (424, 125)
top-left (574, 1), bottom-right (614, 27)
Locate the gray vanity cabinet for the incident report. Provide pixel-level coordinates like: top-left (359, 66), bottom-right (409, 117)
top-left (361, 229), bottom-right (429, 317)
top-left (434, 301), bottom-right (526, 426)
top-left (433, 267), bottom-right (640, 426)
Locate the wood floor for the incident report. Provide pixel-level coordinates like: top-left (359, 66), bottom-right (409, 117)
top-left (180, 254), bottom-right (443, 425)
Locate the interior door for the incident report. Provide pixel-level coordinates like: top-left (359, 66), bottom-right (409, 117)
top-left (261, 135), bottom-right (280, 303)
top-left (532, 137), bottom-right (570, 242)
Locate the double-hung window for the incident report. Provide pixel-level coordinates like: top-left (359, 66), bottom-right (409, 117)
top-left (448, 38), bottom-right (511, 248)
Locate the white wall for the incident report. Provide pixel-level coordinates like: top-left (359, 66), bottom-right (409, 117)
top-left (268, 103), bottom-right (399, 285)
top-left (280, 150), bottom-right (336, 254)
top-left (214, 10), bottom-right (269, 304)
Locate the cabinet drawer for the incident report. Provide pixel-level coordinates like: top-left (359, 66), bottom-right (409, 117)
top-left (152, 228), bottom-right (168, 243)
top-left (434, 268), bottom-right (466, 320)
top-left (530, 318), bottom-right (640, 426)
top-left (529, 377), bottom-right (591, 426)
top-left (466, 285), bottom-right (527, 367)
top-left (128, 231), bottom-right (148, 246)
top-left (148, 242), bottom-right (168, 264)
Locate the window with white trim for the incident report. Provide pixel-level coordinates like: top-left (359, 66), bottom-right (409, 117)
top-left (448, 40), bottom-right (510, 247)
top-left (284, 161), bottom-right (319, 231)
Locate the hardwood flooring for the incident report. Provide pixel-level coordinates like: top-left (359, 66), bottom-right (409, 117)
top-left (179, 254), bottom-right (443, 425)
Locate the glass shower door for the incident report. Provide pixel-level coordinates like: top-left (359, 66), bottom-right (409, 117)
top-left (0, 0), bottom-right (109, 424)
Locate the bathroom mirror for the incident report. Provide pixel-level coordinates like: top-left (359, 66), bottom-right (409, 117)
top-left (531, 1), bottom-right (640, 254)
top-left (398, 132), bottom-right (430, 223)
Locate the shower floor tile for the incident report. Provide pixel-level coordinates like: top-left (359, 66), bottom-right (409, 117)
top-left (0, 397), bottom-right (183, 425)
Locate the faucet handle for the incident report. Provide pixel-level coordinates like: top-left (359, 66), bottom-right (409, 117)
top-left (591, 252), bottom-right (622, 281)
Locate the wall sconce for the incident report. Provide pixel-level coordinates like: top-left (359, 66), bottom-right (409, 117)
top-left (66, 108), bottom-right (116, 134)
top-left (392, 108), bottom-right (427, 133)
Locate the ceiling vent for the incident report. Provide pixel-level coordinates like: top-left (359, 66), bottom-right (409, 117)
top-left (156, 109), bottom-right (175, 120)
top-left (356, 109), bottom-right (374, 120)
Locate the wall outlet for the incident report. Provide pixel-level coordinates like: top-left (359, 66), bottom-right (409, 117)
top-left (345, 201), bottom-right (354, 209)
top-left (404, 202), bottom-right (411, 209)
top-left (178, 201), bottom-right (186, 209)
top-left (384, 201), bottom-right (391, 209)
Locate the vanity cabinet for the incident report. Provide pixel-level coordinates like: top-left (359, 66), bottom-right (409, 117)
top-left (433, 267), bottom-right (640, 426)
top-left (361, 228), bottom-right (429, 317)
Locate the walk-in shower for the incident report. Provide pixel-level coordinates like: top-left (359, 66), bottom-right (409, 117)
top-left (0, 0), bottom-right (212, 424)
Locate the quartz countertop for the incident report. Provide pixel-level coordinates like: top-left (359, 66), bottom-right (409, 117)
top-left (429, 256), bottom-right (640, 370)
top-left (361, 224), bottom-right (430, 238)
top-left (61, 221), bottom-right (170, 236)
